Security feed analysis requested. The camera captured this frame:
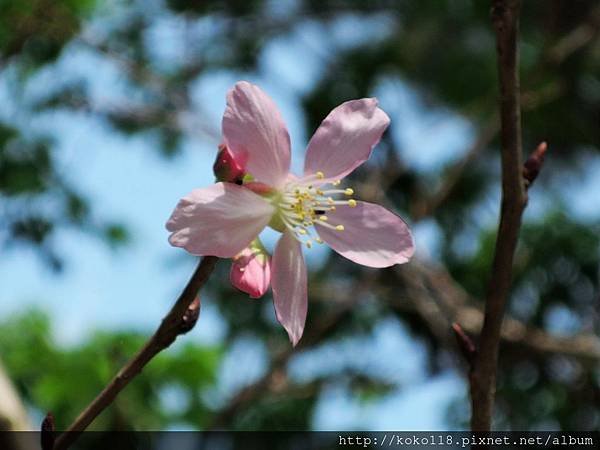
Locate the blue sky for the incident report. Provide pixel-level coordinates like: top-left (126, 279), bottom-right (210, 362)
top-left (1, 1), bottom-right (598, 431)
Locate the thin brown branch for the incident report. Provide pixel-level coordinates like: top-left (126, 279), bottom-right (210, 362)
top-left (410, 5), bottom-right (592, 223)
top-left (73, 36), bottom-right (221, 143)
top-left (208, 252), bottom-right (598, 429)
top-left (390, 262), bottom-right (600, 364)
top-left (412, 117), bottom-right (500, 222)
top-left (470, 0), bottom-right (526, 431)
top-left (53, 256), bottom-right (218, 450)
top-left (545, 4), bottom-right (600, 65)
top-left (452, 322), bottom-right (477, 367)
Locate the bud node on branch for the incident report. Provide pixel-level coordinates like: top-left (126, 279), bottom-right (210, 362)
top-left (179, 296), bottom-right (201, 334)
top-left (523, 141), bottom-right (548, 187)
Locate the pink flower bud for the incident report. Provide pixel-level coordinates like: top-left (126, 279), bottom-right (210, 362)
top-left (230, 240), bottom-right (271, 298)
top-left (213, 144), bottom-right (246, 183)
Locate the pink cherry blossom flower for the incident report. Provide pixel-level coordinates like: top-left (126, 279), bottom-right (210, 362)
top-left (167, 81), bottom-right (414, 346)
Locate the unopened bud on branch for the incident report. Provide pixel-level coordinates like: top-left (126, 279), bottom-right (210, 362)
top-left (213, 144), bottom-right (246, 184)
top-left (230, 238), bottom-right (271, 298)
top-left (523, 141), bottom-right (548, 187)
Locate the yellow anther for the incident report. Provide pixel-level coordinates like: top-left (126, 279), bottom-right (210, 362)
top-left (327, 197), bottom-right (334, 204)
top-left (319, 215), bottom-right (328, 221)
top-left (332, 180), bottom-right (341, 186)
top-left (344, 188), bottom-right (354, 196)
top-left (330, 206), bottom-right (336, 211)
top-left (298, 229), bottom-right (307, 235)
top-left (335, 225), bottom-right (345, 231)
top-left (306, 241), bottom-right (313, 249)
top-left (317, 189), bottom-right (324, 195)
top-left (316, 238), bottom-right (323, 244)
top-left (348, 199), bottom-right (357, 207)
top-left (316, 171), bottom-right (325, 179)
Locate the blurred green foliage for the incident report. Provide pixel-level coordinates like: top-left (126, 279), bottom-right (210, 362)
top-left (0, 0), bottom-right (96, 68)
top-left (0, 309), bottom-right (222, 430)
top-left (1, 0), bottom-right (599, 433)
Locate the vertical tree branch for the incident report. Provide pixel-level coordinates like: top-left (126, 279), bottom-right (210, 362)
top-left (53, 255), bottom-right (218, 450)
top-left (470, 0), bottom-right (526, 431)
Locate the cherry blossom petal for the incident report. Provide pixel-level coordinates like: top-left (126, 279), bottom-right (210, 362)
top-left (316, 201), bottom-right (414, 268)
top-left (272, 230), bottom-right (307, 346)
top-left (303, 98), bottom-right (390, 182)
top-left (166, 182), bottom-right (274, 258)
top-left (230, 244), bottom-right (271, 299)
top-left (222, 81), bottom-right (291, 188)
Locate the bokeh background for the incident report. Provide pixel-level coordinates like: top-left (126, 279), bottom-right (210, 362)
top-left (1, 0), bottom-right (599, 437)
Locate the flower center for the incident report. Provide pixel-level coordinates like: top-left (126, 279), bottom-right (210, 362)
top-left (276, 171), bottom-right (356, 248)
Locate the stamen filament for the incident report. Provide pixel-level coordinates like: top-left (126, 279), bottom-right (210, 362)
top-left (314, 220), bottom-right (345, 231)
top-left (275, 170), bottom-right (355, 246)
